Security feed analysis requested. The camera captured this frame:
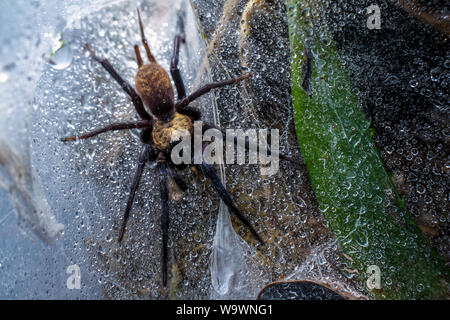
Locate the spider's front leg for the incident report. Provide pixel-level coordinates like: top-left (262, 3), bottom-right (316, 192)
top-left (85, 43), bottom-right (151, 121)
top-left (118, 144), bottom-right (156, 242)
top-left (171, 34), bottom-right (186, 100)
top-left (157, 161), bottom-right (170, 286)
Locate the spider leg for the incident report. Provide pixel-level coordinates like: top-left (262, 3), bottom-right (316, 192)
top-left (134, 44), bottom-right (143, 68)
top-left (196, 162), bottom-right (264, 245)
top-left (177, 106), bottom-right (201, 121)
top-left (170, 34), bottom-right (186, 100)
top-left (203, 122), bottom-right (306, 169)
top-left (137, 8), bottom-right (156, 63)
top-left (167, 165), bottom-right (188, 192)
top-left (61, 120), bottom-right (152, 142)
top-left (175, 73), bottom-right (252, 110)
top-left (157, 162), bottom-right (170, 286)
top-left (85, 43), bottom-right (151, 121)
top-left (118, 144), bottom-right (154, 242)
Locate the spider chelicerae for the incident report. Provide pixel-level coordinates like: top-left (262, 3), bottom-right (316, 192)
top-left (62, 9), bottom-right (301, 286)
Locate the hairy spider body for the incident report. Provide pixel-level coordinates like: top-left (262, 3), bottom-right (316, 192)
top-left (152, 112), bottom-right (193, 151)
top-left (62, 8), bottom-right (302, 287)
top-left (135, 63), bottom-right (175, 120)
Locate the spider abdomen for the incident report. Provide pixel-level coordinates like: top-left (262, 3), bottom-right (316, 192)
top-left (152, 112), bottom-right (193, 152)
top-left (135, 63), bottom-right (174, 118)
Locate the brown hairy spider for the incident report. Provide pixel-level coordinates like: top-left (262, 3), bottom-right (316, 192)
top-left (62, 9), bottom-right (301, 286)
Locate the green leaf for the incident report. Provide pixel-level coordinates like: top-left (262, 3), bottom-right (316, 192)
top-left (288, 0), bottom-right (448, 299)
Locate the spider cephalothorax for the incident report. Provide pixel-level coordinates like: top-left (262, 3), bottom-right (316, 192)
top-left (62, 8), bottom-right (302, 287)
top-left (151, 112), bottom-right (193, 152)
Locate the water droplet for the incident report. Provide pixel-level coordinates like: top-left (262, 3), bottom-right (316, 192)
top-left (0, 71), bottom-right (9, 83)
top-left (49, 41), bottom-right (72, 70)
top-left (409, 79), bottom-right (418, 88)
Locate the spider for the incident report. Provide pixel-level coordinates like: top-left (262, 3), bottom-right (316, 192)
top-left (62, 9), bottom-right (302, 286)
